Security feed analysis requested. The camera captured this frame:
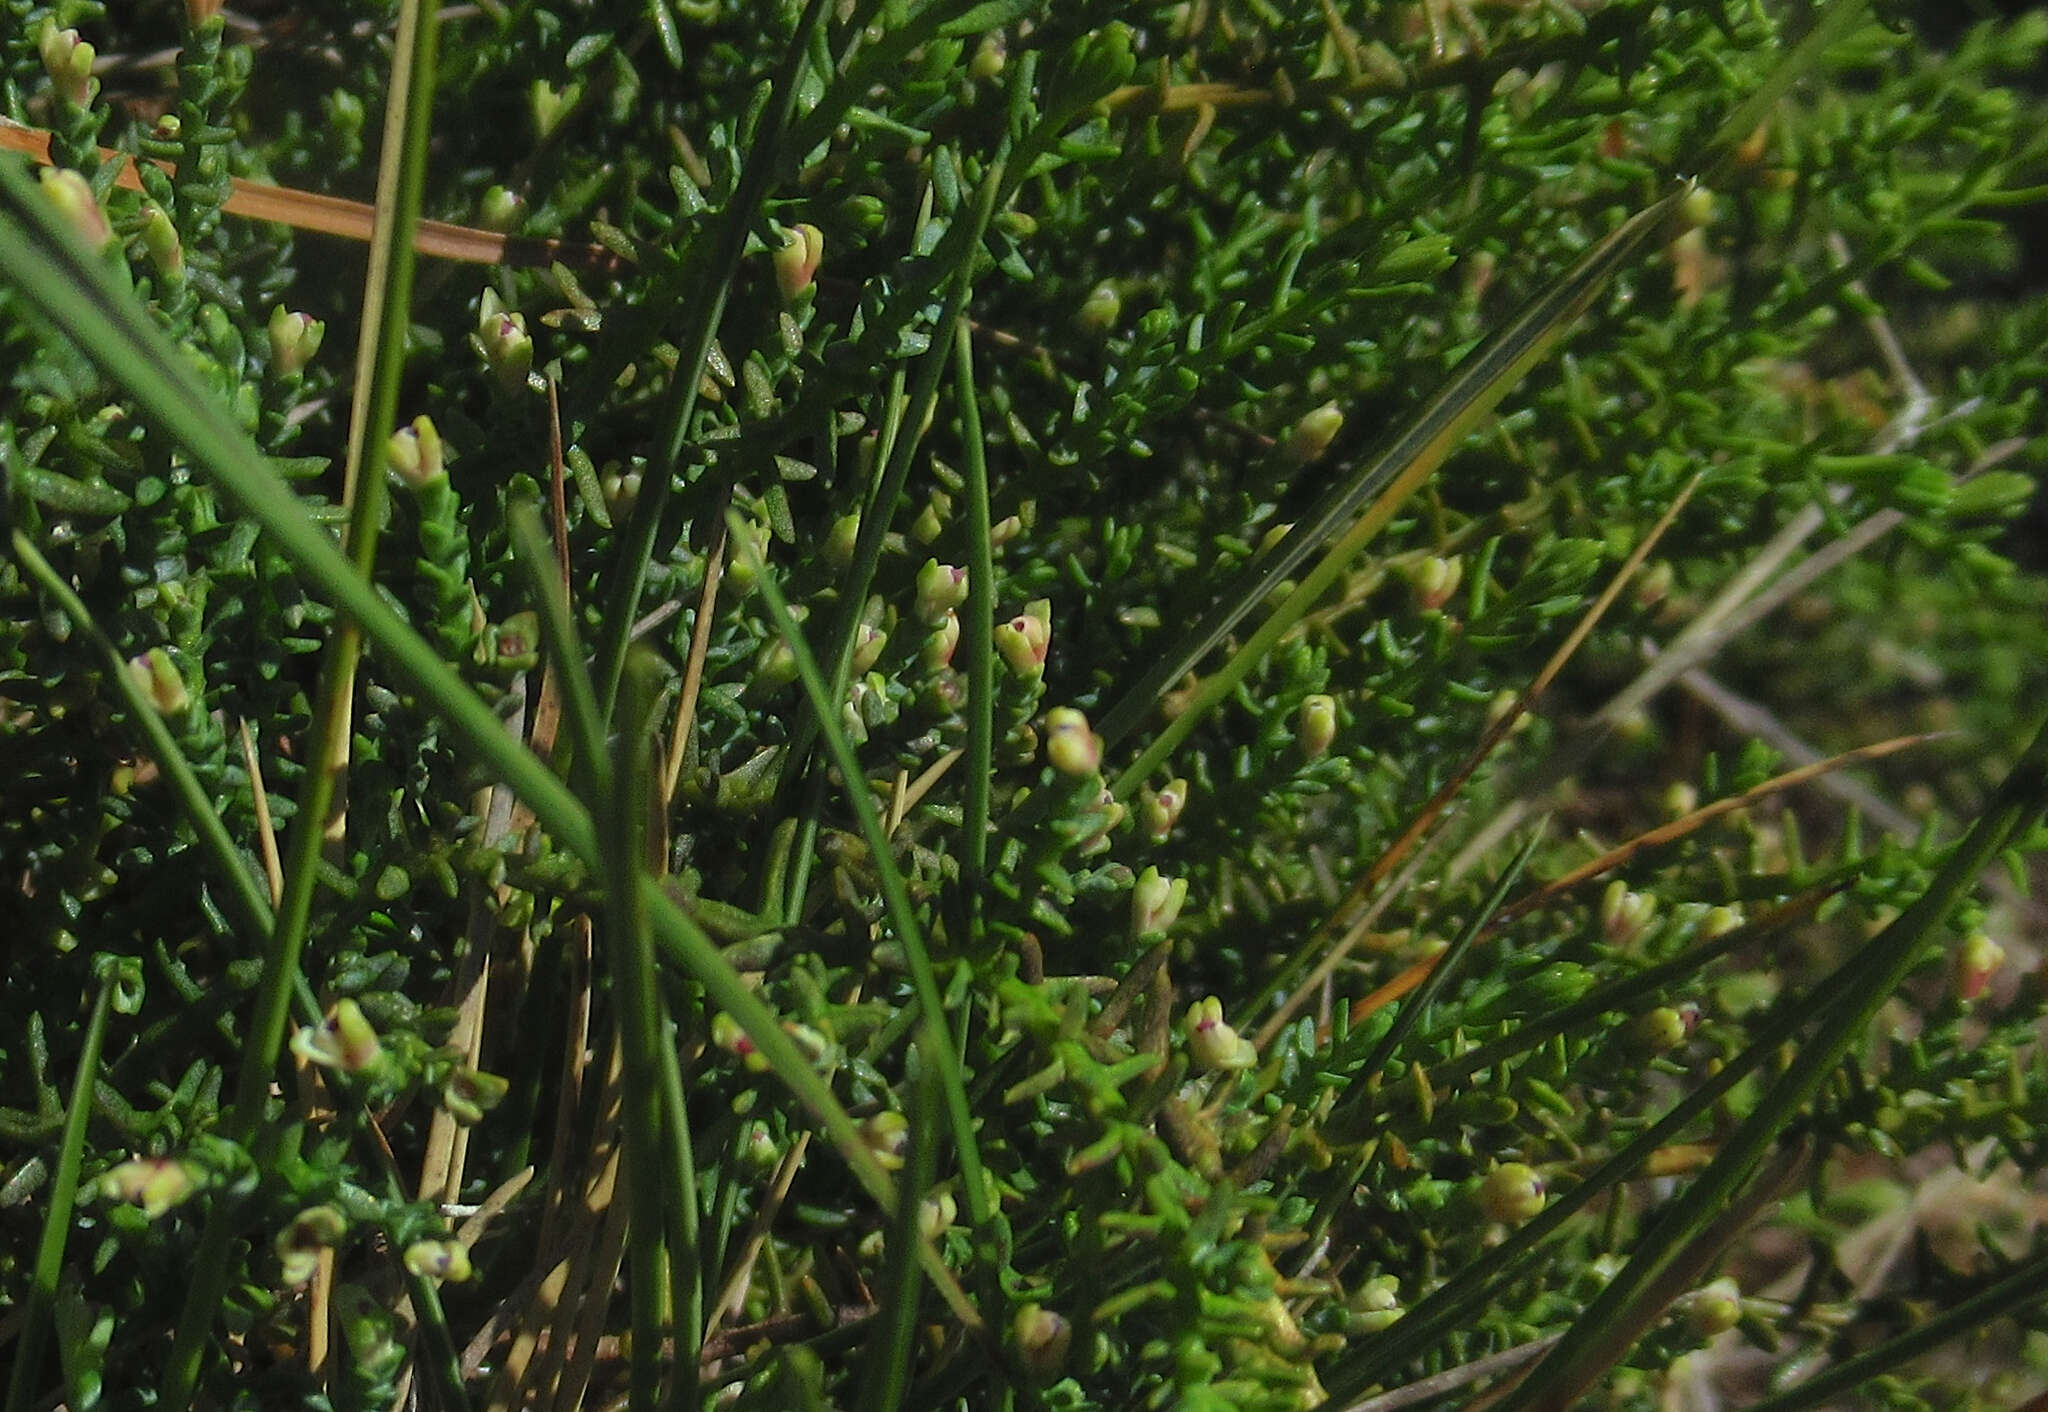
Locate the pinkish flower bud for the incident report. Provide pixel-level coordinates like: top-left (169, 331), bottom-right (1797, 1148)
top-left (862, 1111), bottom-right (910, 1172)
top-left (851, 622), bottom-right (888, 674)
top-left (127, 648), bottom-right (189, 716)
top-left (276, 1205), bottom-right (347, 1287)
top-left (1629, 1003), bottom-right (1698, 1054)
top-left (995, 601), bottom-right (1052, 679)
top-left (915, 560), bottom-right (969, 623)
top-left (1408, 555), bottom-right (1463, 612)
top-left (1138, 777), bottom-right (1189, 842)
top-left (772, 223), bottom-right (825, 300)
top-left (1684, 1277), bottom-right (1742, 1337)
top-left (268, 306), bottom-right (325, 377)
top-left (1600, 880), bottom-right (1657, 946)
top-left (290, 999), bottom-right (383, 1073)
top-left (1478, 1163), bottom-right (1546, 1224)
top-left (1185, 996), bottom-right (1256, 1072)
top-left (386, 415), bottom-right (445, 488)
top-left (1954, 932), bottom-right (2006, 1002)
top-left (402, 1238), bottom-right (473, 1283)
top-left (711, 1011), bottom-right (772, 1073)
top-left (1297, 694), bottom-right (1338, 759)
top-left (919, 1191), bottom-right (958, 1239)
top-left (923, 612), bottom-right (961, 670)
top-left (1043, 708), bottom-right (1100, 776)
top-left (474, 290), bottom-right (532, 390)
top-left (100, 1157), bottom-right (199, 1218)
top-left (38, 168), bottom-right (112, 253)
top-left (38, 24), bottom-right (96, 108)
top-left (442, 1067), bottom-right (509, 1125)
top-left (1131, 866), bottom-right (1188, 936)
top-left (1011, 1303), bottom-right (1072, 1381)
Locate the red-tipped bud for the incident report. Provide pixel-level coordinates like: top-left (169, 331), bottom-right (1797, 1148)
top-left (1139, 777), bottom-right (1190, 842)
top-left (38, 24), bottom-right (97, 108)
top-left (1955, 932), bottom-right (2006, 1002)
top-left (996, 601), bottom-right (1052, 679)
top-left (269, 306), bottom-right (326, 377)
top-left (915, 560), bottom-right (969, 623)
top-left (1012, 1304), bottom-right (1072, 1381)
top-left (127, 648), bottom-right (189, 716)
top-left (1408, 555), bottom-right (1463, 612)
top-left (403, 1238), bottom-right (473, 1283)
top-left (923, 612), bottom-right (961, 670)
top-left (386, 415), bottom-right (446, 488)
top-left (773, 223), bottom-right (825, 300)
top-left (291, 999), bottom-right (383, 1073)
top-left (1185, 996), bottom-right (1256, 1072)
top-left (39, 168), bottom-right (112, 252)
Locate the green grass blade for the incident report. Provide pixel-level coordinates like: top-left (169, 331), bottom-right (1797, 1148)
top-left (859, 1058), bottom-right (943, 1412)
top-left (610, 650), bottom-right (671, 1412)
top-left (1741, 1246), bottom-right (2048, 1412)
top-left (7, 531), bottom-right (274, 946)
top-left (1100, 184), bottom-right (1691, 781)
top-left (0, 166), bottom-right (593, 866)
top-left (162, 3), bottom-right (443, 1399)
top-left (1347, 826), bottom-right (1544, 1088)
top-left (952, 318), bottom-right (997, 923)
top-left (741, 514), bottom-right (993, 1228)
top-left (1497, 712), bottom-right (2048, 1412)
top-left (589, 0), bottom-right (834, 718)
top-left (3, 969), bottom-right (113, 1412)
top-left (778, 152), bottom-right (1009, 801)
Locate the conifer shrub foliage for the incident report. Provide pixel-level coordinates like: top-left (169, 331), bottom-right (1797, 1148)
top-left (5, 0), bottom-right (2048, 1408)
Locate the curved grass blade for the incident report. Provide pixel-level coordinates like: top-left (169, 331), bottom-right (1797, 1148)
top-left (952, 318), bottom-right (998, 927)
top-left (1102, 184), bottom-right (1693, 785)
top-left (739, 514), bottom-right (993, 1231)
top-left (2, 969), bottom-right (114, 1412)
top-left (589, 0), bottom-right (835, 717)
top-left (0, 124), bottom-right (897, 1320)
top-left (7, 531), bottom-right (274, 946)
top-left (1496, 711), bottom-right (2048, 1412)
top-left (1742, 1244), bottom-right (2048, 1412)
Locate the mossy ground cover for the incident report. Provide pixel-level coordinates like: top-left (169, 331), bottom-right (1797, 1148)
top-left (5, 2), bottom-right (2048, 1409)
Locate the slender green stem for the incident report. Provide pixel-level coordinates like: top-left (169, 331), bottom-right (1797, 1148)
top-left (1347, 827), bottom-right (1544, 1087)
top-left (742, 518), bottom-right (993, 1227)
top-left (590, 0), bottom-right (834, 718)
top-left (1498, 711), bottom-right (2048, 1412)
top-left (610, 652), bottom-right (670, 1412)
top-left (7, 531), bottom-right (273, 946)
top-left (4, 970), bottom-right (113, 1412)
top-left (780, 153), bottom-right (1009, 797)
top-left (162, 3), bottom-right (441, 1402)
top-left (860, 1059), bottom-right (942, 1412)
top-left (1099, 186), bottom-right (1691, 781)
top-left (1742, 1246), bottom-right (2048, 1412)
top-left (951, 318), bottom-right (996, 930)
top-left (656, 1022), bottom-right (703, 1412)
